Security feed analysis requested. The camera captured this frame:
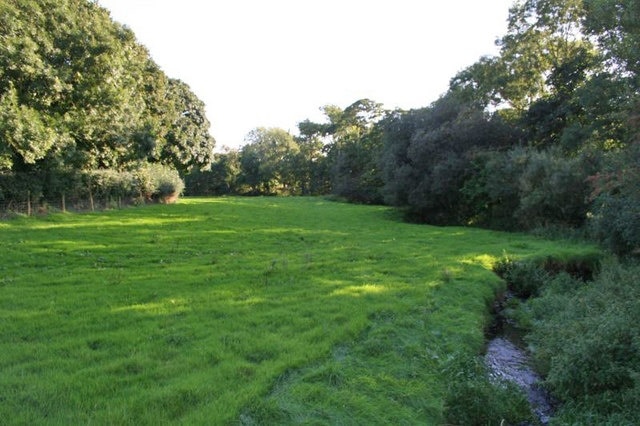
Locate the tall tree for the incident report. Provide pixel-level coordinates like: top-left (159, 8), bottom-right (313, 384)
top-left (496, 0), bottom-right (593, 110)
top-left (161, 79), bottom-right (216, 174)
top-left (239, 127), bottom-right (299, 194)
top-left (583, 0), bottom-right (640, 81)
top-left (294, 120), bottom-right (330, 195)
top-left (381, 92), bottom-right (518, 224)
top-left (323, 99), bottom-right (386, 203)
top-left (0, 0), bottom-right (215, 201)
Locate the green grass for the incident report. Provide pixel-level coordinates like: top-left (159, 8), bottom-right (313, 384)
top-left (0, 197), bottom-right (598, 424)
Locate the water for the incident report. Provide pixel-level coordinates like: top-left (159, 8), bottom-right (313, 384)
top-left (485, 336), bottom-right (555, 424)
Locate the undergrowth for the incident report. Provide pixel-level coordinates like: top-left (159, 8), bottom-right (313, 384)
top-left (495, 256), bottom-right (640, 425)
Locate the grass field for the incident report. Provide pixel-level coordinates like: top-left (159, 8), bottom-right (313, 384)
top-left (0, 197), bottom-right (597, 424)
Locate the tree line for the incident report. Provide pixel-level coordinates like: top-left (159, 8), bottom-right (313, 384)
top-left (1, 0), bottom-right (638, 255)
top-left (189, 0), bottom-right (639, 256)
top-left (0, 0), bottom-right (214, 205)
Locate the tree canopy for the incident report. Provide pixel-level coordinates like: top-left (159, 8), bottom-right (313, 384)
top-left (0, 0), bottom-right (215, 203)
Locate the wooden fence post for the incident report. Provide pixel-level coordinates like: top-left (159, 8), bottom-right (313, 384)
top-left (88, 185), bottom-right (95, 212)
top-left (27, 190), bottom-right (31, 216)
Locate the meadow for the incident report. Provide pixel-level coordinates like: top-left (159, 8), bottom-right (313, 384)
top-left (0, 197), bottom-right (596, 424)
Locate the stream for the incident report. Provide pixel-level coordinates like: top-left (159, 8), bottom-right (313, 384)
top-left (485, 336), bottom-right (554, 424)
top-left (485, 295), bottom-right (555, 424)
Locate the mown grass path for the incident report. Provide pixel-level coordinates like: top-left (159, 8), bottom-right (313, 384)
top-left (0, 197), bottom-right (593, 424)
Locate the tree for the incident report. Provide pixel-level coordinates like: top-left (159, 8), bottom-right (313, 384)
top-left (161, 79), bottom-right (216, 174)
top-left (294, 120), bottom-right (330, 195)
top-left (382, 92), bottom-right (518, 224)
top-left (239, 127), bottom-right (299, 194)
top-left (0, 0), bottom-right (216, 206)
top-left (322, 99), bottom-right (386, 203)
top-left (496, 0), bottom-right (593, 110)
top-left (583, 0), bottom-right (640, 81)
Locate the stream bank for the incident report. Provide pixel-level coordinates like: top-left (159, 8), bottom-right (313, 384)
top-left (483, 255), bottom-right (600, 424)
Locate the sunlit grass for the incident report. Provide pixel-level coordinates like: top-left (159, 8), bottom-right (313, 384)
top-left (0, 197), bottom-right (597, 424)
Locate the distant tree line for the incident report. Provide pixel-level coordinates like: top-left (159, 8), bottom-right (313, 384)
top-left (187, 0), bottom-right (639, 255)
top-left (2, 0), bottom-right (638, 255)
top-left (0, 0), bottom-right (215, 207)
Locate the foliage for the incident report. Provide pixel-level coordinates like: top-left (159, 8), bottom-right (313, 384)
top-left (239, 127), bottom-right (300, 195)
top-left (381, 92), bottom-right (516, 224)
top-left (184, 150), bottom-right (241, 196)
top-left (461, 148), bottom-right (523, 230)
top-left (134, 163), bottom-right (185, 202)
top-left (84, 164), bottom-right (184, 204)
top-left (516, 148), bottom-right (595, 228)
top-left (161, 79), bottom-right (216, 173)
top-left (324, 99), bottom-right (386, 204)
top-left (589, 142), bottom-right (640, 255)
top-left (583, 0), bottom-right (640, 81)
top-left (0, 0), bottom-right (213, 206)
top-left (524, 260), bottom-right (640, 424)
top-left (86, 168), bottom-right (135, 201)
top-left (498, 0), bottom-right (593, 110)
top-left (493, 257), bottom-right (551, 298)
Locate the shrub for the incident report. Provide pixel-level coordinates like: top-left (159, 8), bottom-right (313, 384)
top-left (590, 194), bottom-right (640, 256)
top-left (588, 142), bottom-right (640, 256)
top-left (461, 149), bottom-right (522, 230)
top-left (516, 148), bottom-right (592, 229)
top-left (134, 163), bottom-right (184, 203)
top-left (493, 257), bottom-right (550, 298)
top-left (525, 260), bottom-right (640, 423)
top-left (86, 169), bottom-right (136, 202)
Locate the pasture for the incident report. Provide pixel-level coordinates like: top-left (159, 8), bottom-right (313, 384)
top-left (0, 197), bottom-right (593, 424)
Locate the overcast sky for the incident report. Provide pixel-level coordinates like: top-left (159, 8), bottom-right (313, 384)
top-left (97, 0), bottom-right (514, 149)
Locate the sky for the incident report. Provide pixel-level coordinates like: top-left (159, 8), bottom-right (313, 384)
top-left (97, 0), bottom-right (515, 149)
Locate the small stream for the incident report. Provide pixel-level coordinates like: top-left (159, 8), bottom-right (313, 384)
top-left (485, 295), bottom-right (555, 424)
top-left (485, 336), bottom-right (554, 424)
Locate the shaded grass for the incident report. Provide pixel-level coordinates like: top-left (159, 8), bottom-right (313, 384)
top-left (0, 197), bottom-right (597, 424)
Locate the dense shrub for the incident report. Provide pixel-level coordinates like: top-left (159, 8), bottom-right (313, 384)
top-left (134, 163), bottom-right (184, 202)
top-left (84, 164), bottom-right (184, 205)
top-left (184, 152), bottom-right (241, 196)
top-left (462, 148), bottom-right (524, 230)
top-left (589, 142), bottom-right (640, 256)
top-left (525, 260), bottom-right (640, 423)
top-left (381, 94), bottom-right (517, 225)
top-left (515, 148), bottom-right (593, 229)
top-left (86, 169), bottom-right (135, 202)
top-left (0, 171), bottom-right (42, 204)
top-left (591, 195), bottom-right (640, 256)
top-left (493, 257), bottom-right (551, 298)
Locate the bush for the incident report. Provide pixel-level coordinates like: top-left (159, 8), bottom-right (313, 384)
top-left (590, 194), bottom-right (640, 256)
top-left (588, 142), bottom-right (640, 256)
top-left (516, 148), bottom-right (592, 229)
top-left (525, 260), bottom-right (640, 423)
top-left (493, 257), bottom-right (551, 298)
top-left (134, 163), bottom-right (184, 203)
top-left (461, 149), bottom-right (522, 230)
top-left (86, 169), bottom-right (135, 201)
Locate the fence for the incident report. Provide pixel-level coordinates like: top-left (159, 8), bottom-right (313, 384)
top-left (0, 191), bottom-right (138, 219)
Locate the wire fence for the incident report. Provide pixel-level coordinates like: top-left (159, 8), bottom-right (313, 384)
top-left (0, 191), bottom-right (139, 219)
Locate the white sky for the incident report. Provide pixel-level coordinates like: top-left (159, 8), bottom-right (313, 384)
top-left (97, 0), bottom-right (514, 149)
